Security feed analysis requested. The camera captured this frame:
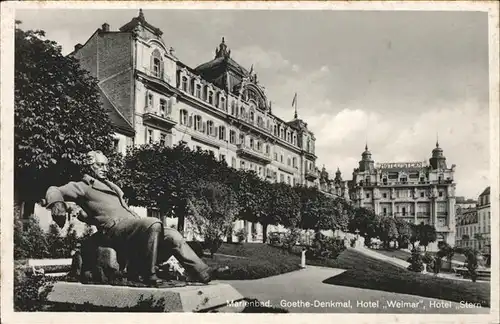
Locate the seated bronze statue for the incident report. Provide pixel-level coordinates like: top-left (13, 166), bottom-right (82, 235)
top-left (45, 150), bottom-right (222, 287)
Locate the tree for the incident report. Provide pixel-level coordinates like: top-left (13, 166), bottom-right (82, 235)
top-left (377, 216), bottom-right (399, 249)
top-left (64, 222), bottom-right (80, 255)
top-left (188, 180), bottom-right (239, 256)
top-left (394, 218), bottom-right (412, 249)
top-left (268, 183), bottom-right (300, 230)
top-left (14, 217), bottom-right (48, 259)
top-left (417, 223), bottom-right (437, 251)
top-left (45, 223), bottom-right (66, 258)
top-left (14, 24), bottom-right (115, 219)
top-left (348, 207), bottom-right (379, 243)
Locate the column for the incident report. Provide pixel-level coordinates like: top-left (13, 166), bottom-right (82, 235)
top-left (391, 202), bottom-right (395, 217)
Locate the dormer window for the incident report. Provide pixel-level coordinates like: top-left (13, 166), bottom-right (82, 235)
top-left (151, 49), bottom-right (163, 78)
top-left (181, 76), bottom-right (188, 92)
top-left (195, 84), bottom-right (201, 98)
top-left (208, 91), bottom-right (214, 105)
top-left (220, 97), bottom-right (226, 110)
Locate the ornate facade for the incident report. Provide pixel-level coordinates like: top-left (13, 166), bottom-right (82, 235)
top-left (455, 187), bottom-right (491, 254)
top-left (70, 10), bottom-right (325, 241)
top-left (349, 143), bottom-right (457, 250)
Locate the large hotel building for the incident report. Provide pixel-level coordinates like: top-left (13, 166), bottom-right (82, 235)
top-left (68, 10), bottom-right (349, 240)
top-left (349, 143), bottom-right (457, 250)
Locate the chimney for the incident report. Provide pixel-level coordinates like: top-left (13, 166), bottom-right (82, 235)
top-left (74, 43), bottom-right (83, 52)
top-left (102, 23), bottom-right (110, 32)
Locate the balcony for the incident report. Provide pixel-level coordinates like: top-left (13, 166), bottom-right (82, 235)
top-left (236, 144), bottom-right (272, 164)
top-left (393, 212), bottom-right (415, 217)
top-left (305, 168), bottom-right (319, 180)
top-left (143, 107), bottom-right (177, 129)
top-left (278, 164), bottom-right (297, 175)
top-left (416, 212), bottom-right (430, 217)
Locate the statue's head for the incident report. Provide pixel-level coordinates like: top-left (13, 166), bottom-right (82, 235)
top-left (85, 150), bottom-right (109, 180)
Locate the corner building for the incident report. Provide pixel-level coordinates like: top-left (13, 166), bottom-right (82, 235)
top-left (349, 143), bottom-right (457, 251)
top-left (70, 10), bottom-right (321, 241)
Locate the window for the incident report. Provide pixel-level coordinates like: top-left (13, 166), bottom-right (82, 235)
top-left (274, 153), bottom-right (278, 161)
top-left (160, 133), bottom-right (167, 146)
top-left (383, 208), bottom-right (387, 215)
top-left (382, 178), bottom-right (388, 185)
top-left (420, 192), bottom-right (425, 198)
top-left (147, 129), bottom-right (153, 144)
top-left (249, 138), bottom-right (254, 149)
top-left (293, 178), bottom-right (296, 186)
top-left (439, 191), bottom-right (443, 197)
top-left (400, 177), bottom-right (407, 183)
top-left (194, 115), bottom-right (202, 131)
top-left (230, 130), bottom-right (236, 144)
top-left (383, 193), bottom-right (387, 198)
top-left (239, 133), bottom-right (245, 145)
top-left (219, 126), bottom-right (226, 141)
top-left (220, 97), bottom-right (226, 110)
top-left (231, 157), bottom-right (236, 168)
top-left (402, 207), bottom-right (406, 216)
top-left (240, 161), bottom-right (245, 169)
top-left (151, 49), bottom-right (163, 78)
top-left (257, 141), bottom-right (261, 151)
top-left (287, 157), bottom-right (291, 166)
top-left (207, 120), bottom-right (214, 136)
top-left (266, 145), bottom-right (270, 155)
top-left (280, 154), bottom-right (283, 163)
top-left (195, 84), bottom-right (201, 98)
top-left (179, 109), bottom-right (188, 125)
top-left (208, 91), bottom-right (214, 105)
top-left (366, 193), bottom-right (370, 199)
top-left (181, 77), bottom-right (188, 91)
top-left (287, 176), bottom-right (291, 185)
top-left (219, 154), bottom-right (226, 163)
top-left (280, 174), bottom-right (285, 183)
top-left (159, 99), bottom-right (167, 117)
top-left (240, 107), bottom-right (245, 118)
top-left (273, 125), bottom-right (277, 136)
top-left (249, 111), bottom-right (255, 123)
top-left (147, 93), bottom-right (153, 108)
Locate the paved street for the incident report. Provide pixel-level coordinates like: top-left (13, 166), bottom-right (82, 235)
top-left (220, 266), bottom-right (490, 314)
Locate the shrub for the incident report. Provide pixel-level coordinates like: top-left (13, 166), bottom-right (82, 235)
top-left (422, 252), bottom-right (434, 264)
top-left (407, 248), bottom-right (424, 272)
top-left (281, 228), bottom-right (301, 252)
top-left (14, 265), bottom-right (58, 311)
top-left (235, 228), bottom-right (247, 243)
top-left (204, 238), bottom-right (223, 257)
top-left (306, 233), bottom-right (346, 260)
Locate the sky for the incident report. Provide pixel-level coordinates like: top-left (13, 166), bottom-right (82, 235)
top-left (16, 8), bottom-right (492, 200)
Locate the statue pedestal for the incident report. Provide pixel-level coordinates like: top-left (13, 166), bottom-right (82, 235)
top-left (40, 281), bottom-right (246, 312)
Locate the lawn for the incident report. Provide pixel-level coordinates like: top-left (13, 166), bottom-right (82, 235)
top-left (316, 249), bottom-right (490, 307)
top-left (202, 243), bottom-right (302, 280)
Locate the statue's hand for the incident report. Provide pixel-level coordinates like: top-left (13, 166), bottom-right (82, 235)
top-left (51, 202), bottom-right (68, 228)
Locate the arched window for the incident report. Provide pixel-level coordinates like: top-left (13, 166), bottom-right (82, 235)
top-left (240, 107), bottom-right (245, 118)
top-left (151, 49), bottom-right (163, 78)
top-left (181, 76), bottom-right (188, 92)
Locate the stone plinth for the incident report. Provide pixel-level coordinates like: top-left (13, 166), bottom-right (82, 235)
top-left (41, 281), bottom-right (245, 312)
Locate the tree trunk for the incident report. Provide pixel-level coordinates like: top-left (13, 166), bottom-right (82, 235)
top-left (262, 223), bottom-right (268, 243)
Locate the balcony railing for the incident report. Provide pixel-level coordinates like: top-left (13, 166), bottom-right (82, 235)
top-left (416, 212), bottom-right (430, 217)
top-left (236, 144), bottom-right (272, 164)
top-left (393, 212), bottom-right (415, 217)
top-left (143, 107), bottom-right (176, 129)
top-left (305, 169), bottom-right (319, 180)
